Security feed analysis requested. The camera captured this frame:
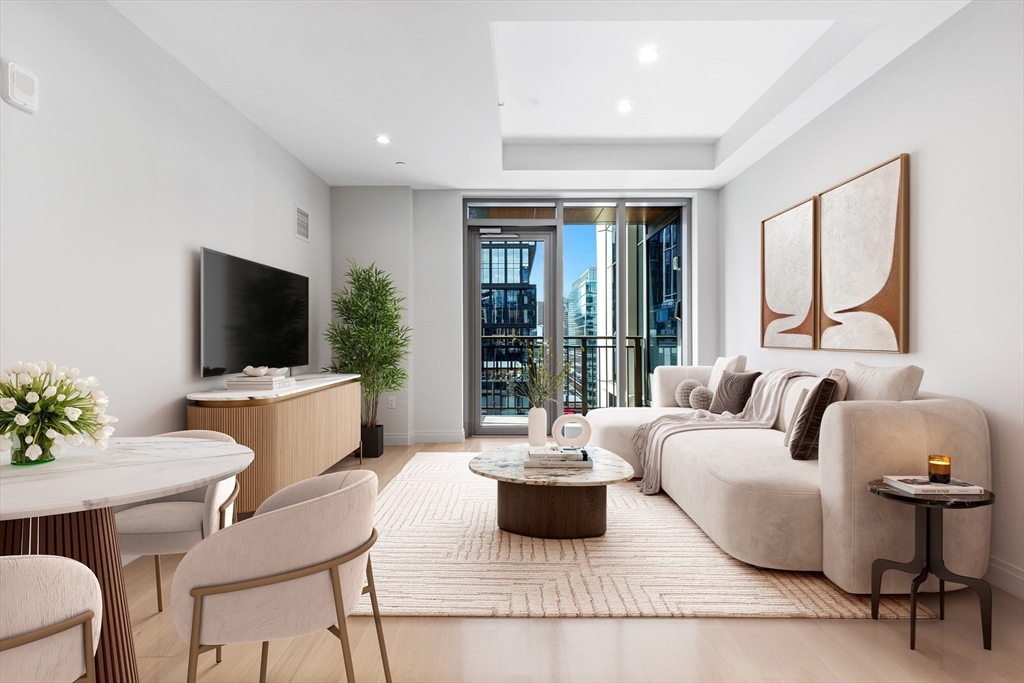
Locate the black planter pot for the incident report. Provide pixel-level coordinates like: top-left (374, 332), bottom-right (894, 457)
top-left (361, 425), bottom-right (385, 458)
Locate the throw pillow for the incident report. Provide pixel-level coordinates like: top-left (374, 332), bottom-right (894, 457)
top-left (675, 379), bottom-right (702, 408)
top-left (823, 368), bottom-right (849, 402)
top-left (782, 387), bottom-right (809, 447)
top-left (709, 371), bottom-right (762, 415)
top-left (688, 386), bottom-right (714, 411)
top-left (789, 378), bottom-right (840, 460)
top-left (846, 363), bottom-right (924, 401)
top-left (707, 355), bottom-right (747, 393)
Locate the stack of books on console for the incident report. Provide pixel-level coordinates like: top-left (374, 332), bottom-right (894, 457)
top-left (524, 445), bottom-right (594, 469)
top-left (225, 376), bottom-right (296, 391)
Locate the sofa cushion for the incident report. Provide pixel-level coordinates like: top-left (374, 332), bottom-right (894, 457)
top-left (586, 406), bottom-right (695, 474)
top-left (660, 428), bottom-right (823, 571)
top-left (674, 379), bottom-right (702, 408)
top-left (707, 355), bottom-right (747, 393)
top-left (773, 376), bottom-right (820, 433)
top-left (789, 378), bottom-right (840, 460)
top-left (709, 371), bottom-right (761, 415)
top-left (847, 362), bottom-right (924, 401)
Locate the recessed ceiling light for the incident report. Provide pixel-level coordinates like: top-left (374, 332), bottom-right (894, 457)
top-left (638, 47), bottom-right (659, 63)
top-left (616, 101), bottom-right (634, 113)
top-left (375, 135), bottom-right (391, 144)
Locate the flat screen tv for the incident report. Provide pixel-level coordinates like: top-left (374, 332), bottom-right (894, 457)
top-left (201, 248), bottom-right (309, 377)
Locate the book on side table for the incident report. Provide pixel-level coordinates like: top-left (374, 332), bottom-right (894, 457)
top-left (883, 475), bottom-right (984, 495)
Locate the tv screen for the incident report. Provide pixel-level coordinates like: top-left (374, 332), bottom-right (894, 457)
top-left (201, 248), bottom-right (309, 377)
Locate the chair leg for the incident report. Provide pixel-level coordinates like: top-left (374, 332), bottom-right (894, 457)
top-left (329, 565), bottom-right (357, 683)
top-left (154, 555), bottom-right (164, 613)
top-left (216, 645), bottom-right (222, 663)
top-left (366, 555), bottom-right (393, 683)
top-left (259, 641), bottom-right (269, 683)
top-left (187, 596), bottom-right (203, 683)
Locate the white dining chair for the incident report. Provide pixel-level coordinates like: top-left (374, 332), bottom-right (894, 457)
top-left (0, 555), bottom-right (103, 683)
top-left (170, 470), bottom-right (391, 683)
top-left (114, 430), bottom-right (239, 614)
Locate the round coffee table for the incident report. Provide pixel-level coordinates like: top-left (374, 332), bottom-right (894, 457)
top-left (469, 445), bottom-right (634, 539)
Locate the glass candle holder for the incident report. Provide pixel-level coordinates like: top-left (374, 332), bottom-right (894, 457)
top-left (928, 455), bottom-right (951, 484)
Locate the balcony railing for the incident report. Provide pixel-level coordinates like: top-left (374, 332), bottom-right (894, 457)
top-left (480, 335), bottom-right (646, 418)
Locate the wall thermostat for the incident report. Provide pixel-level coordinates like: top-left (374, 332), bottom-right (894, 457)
top-left (1, 59), bottom-right (39, 113)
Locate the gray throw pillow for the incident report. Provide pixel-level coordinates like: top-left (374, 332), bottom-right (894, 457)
top-left (709, 371), bottom-right (762, 415)
top-left (789, 377), bottom-right (841, 460)
top-left (688, 386), bottom-right (714, 411)
top-left (675, 379), bottom-right (702, 408)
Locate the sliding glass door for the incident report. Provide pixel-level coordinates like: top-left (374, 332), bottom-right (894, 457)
top-left (465, 200), bottom-right (689, 435)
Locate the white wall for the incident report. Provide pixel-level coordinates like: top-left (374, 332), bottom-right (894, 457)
top-left (330, 186), bottom-right (415, 445)
top-left (412, 191), bottom-right (465, 442)
top-left (718, 1), bottom-right (1023, 597)
top-left (0, 0), bottom-right (332, 437)
top-left (691, 189), bottom-right (720, 365)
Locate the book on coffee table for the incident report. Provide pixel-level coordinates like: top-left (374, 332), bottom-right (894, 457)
top-left (883, 475), bottom-right (984, 495)
top-left (524, 458), bottom-right (594, 469)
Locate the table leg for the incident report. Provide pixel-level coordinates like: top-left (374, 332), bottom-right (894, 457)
top-left (1, 508), bottom-right (140, 682)
top-left (872, 506), bottom-right (927, 619)
top-left (925, 508), bottom-right (993, 650)
top-left (909, 567), bottom-right (929, 650)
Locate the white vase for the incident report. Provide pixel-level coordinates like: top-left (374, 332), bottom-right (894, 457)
top-left (528, 407), bottom-right (548, 447)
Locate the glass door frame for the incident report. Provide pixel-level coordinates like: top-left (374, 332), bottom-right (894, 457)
top-left (466, 217), bottom-right (559, 436)
top-left (464, 199), bottom-right (691, 436)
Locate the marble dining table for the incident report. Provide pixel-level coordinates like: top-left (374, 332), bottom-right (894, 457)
top-left (0, 436), bottom-right (254, 683)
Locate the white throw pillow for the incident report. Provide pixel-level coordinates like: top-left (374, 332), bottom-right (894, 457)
top-left (846, 362), bottom-right (924, 401)
top-left (708, 355), bottom-right (747, 393)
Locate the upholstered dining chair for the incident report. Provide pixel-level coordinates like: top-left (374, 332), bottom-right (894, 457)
top-left (0, 555), bottom-right (103, 683)
top-left (114, 430), bottom-right (239, 614)
top-left (170, 470), bottom-right (391, 683)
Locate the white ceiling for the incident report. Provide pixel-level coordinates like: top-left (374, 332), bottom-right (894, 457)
top-left (494, 21), bottom-right (833, 142)
top-left (109, 1), bottom-right (971, 191)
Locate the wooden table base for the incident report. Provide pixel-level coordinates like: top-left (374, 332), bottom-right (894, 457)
top-left (1, 508), bottom-right (140, 683)
top-left (497, 481), bottom-right (606, 539)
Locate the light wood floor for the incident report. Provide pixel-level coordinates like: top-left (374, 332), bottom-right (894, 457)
top-left (129, 438), bottom-right (1024, 682)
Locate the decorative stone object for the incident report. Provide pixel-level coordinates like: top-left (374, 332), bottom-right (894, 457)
top-left (675, 379), bottom-right (702, 408)
top-left (551, 415), bottom-right (592, 448)
top-left (243, 365), bottom-right (268, 377)
top-left (688, 386), bottom-right (714, 411)
top-left (266, 367), bottom-right (288, 377)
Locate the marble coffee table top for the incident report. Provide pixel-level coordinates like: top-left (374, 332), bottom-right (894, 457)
top-left (469, 445), bottom-right (634, 487)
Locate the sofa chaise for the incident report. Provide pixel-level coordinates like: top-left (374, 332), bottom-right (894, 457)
top-left (586, 364), bottom-right (992, 594)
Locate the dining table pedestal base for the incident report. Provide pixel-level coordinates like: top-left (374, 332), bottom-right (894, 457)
top-left (1, 507), bottom-right (140, 683)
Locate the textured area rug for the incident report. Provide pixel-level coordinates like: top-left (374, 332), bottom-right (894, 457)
top-left (354, 453), bottom-right (930, 619)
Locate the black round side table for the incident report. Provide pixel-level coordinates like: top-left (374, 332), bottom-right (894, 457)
top-left (867, 480), bottom-right (995, 650)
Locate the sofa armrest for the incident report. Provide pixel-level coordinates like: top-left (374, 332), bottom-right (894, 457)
top-left (651, 366), bottom-right (714, 407)
top-left (819, 396), bottom-right (992, 594)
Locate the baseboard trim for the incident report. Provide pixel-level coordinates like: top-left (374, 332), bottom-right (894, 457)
top-left (986, 555), bottom-right (1024, 599)
top-left (384, 433), bottom-right (415, 446)
top-left (414, 430), bottom-right (466, 443)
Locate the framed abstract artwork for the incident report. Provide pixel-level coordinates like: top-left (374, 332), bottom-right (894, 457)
top-left (817, 154), bottom-right (909, 352)
top-left (761, 197), bottom-right (816, 349)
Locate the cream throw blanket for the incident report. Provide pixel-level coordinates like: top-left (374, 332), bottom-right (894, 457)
top-left (633, 368), bottom-right (812, 494)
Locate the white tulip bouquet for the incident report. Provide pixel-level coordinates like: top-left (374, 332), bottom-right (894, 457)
top-left (0, 361), bottom-right (118, 465)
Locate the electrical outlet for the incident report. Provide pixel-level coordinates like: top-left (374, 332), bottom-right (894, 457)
top-left (387, 396), bottom-right (397, 409)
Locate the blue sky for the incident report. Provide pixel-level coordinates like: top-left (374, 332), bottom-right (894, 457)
top-left (562, 225), bottom-right (597, 297)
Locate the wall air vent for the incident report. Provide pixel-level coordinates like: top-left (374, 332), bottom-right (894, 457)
top-left (295, 206), bottom-right (309, 242)
top-left (1, 60), bottom-right (38, 113)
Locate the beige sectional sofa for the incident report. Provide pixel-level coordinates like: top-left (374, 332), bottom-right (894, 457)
top-left (586, 365), bottom-right (992, 594)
